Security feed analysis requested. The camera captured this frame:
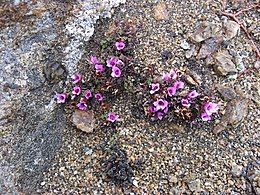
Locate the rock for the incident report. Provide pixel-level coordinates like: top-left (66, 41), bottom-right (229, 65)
top-left (187, 179), bottom-right (201, 192)
top-left (214, 89), bottom-right (249, 134)
top-left (254, 61), bottom-right (260, 69)
top-left (185, 45), bottom-right (198, 59)
top-left (180, 40), bottom-right (190, 50)
top-left (213, 50), bottom-right (237, 76)
top-left (197, 36), bottom-right (223, 59)
top-left (0, 0), bottom-right (125, 193)
top-left (231, 162), bottom-right (243, 177)
top-left (184, 75), bottom-right (198, 86)
top-left (217, 85), bottom-right (236, 101)
top-left (223, 20), bottom-right (240, 41)
top-left (153, 1), bottom-right (168, 21)
top-left (72, 110), bottom-right (95, 133)
top-left (190, 21), bottom-right (222, 43)
top-left (169, 176), bottom-right (178, 184)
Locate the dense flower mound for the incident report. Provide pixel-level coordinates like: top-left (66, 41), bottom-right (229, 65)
top-left (143, 69), bottom-right (219, 122)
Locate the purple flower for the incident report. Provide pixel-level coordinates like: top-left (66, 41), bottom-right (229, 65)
top-left (169, 69), bottom-right (177, 80)
top-left (95, 93), bottom-right (103, 101)
top-left (56, 93), bottom-right (67, 104)
top-left (181, 98), bottom-right (190, 108)
top-left (162, 72), bottom-right (170, 81)
top-left (116, 59), bottom-right (124, 66)
top-left (167, 86), bottom-right (177, 97)
top-left (95, 64), bottom-right (104, 73)
top-left (157, 112), bottom-right (164, 120)
top-left (77, 101), bottom-right (87, 110)
top-left (201, 112), bottom-right (211, 121)
top-left (85, 90), bottom-right (92, 99)
top-left (106, 58), bottom-right (117, 67)
top-left (203, 102), bottom-right (219, 116)
top-left (71, 73), bottom-right (82, 84)
top-left (174, 81), bottom-right (184, 90)
top-left (163, 106), bottom-right (168, 113)
top-left (149, 105), bottom-right (158, 113)
top-left (90, 56), bottom-right (99, 64)
top-left (72, 86), bottom-right (81, 95)
top-left (115, 41), bottom-right (125, 50)
top-left (111, 66), bottom-right (121, 78)
top-left (150, 83), bottom-right (160, 94)
top-left (153, 99), bottom-right (168, 110)
top-left (107, 112), bottom-right (119, 122)
top-left (187, 90), bottom-right (200, 99)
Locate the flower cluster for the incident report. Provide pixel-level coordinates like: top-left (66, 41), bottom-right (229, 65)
top-left (55, 40), bottom-right (130, 123)
top-left (144, 69), bottom-right (219, 122)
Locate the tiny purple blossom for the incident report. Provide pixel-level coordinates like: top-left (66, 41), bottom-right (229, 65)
top-left (111, 66), bottom-right (121, 78)
top-left (95, 64), bottom-right (104, 73)
top-left (204, 102), bottom-right (219, 116)
top-left (115, 41), bottom-right (125, 50)
top-left (107, 112), bottom-right (119, 122)
top-left (167, 86), bottom-right (177, 97)
top-left (187, 90), bottom-right (200, 99)
top-left (77, 102), bottom-right (87, 110)
top-left (163, 106), bottom-right (168, 113)
top-left (56, 93), bottom-right (67, 104)
top-left (85, 90), bottom-right (92, 99)
top-left (150, 83), bottom-right (160, 94)
top-left (181, 98), bottom-right (190, 108)
top-left (149, 105), bottom-right (158, 113)
top-left (169, 69), bottom-right (177, 80)
top-left (106, 58), bottom-right (117, 67)
top-left (90, 56), bottom-right (99, 64)
top-left (72, 86), bottom-right (81, 95)
top-left (95, 93), bottom-right (103, 101)
top-left (162, 72), bottom-right (170, 81)
top-left (157, 112), bottom-right (164, 120)
top-left (153, 99), bottom-right (168, 110)
top-left (71, 73), bottom-right (82, 84)
top-left (116, 59), bottom-right (124, 66)
top-left (174, 81), bottom-right (184, 90)
top-left (201, 112), bottom-right (211, 121)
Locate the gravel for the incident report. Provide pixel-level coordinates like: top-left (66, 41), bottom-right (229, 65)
top-left (38, 0), bottom-right (260, 194)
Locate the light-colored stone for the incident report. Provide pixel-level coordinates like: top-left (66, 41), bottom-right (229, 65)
top-left (72, 110), bottom-right (95, 133)
top-left (223, 20), bottom-right (240, 41)
top-left (153, 1), bottom-right (168, 21)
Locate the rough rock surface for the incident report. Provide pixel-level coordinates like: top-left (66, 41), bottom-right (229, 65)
top-left (72, 110), bottom-right (95, 133)
top-left (0, 0), bottom-right (126, 193)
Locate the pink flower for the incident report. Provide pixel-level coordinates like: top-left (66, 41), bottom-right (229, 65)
top-left (95, 93), bottom-right (103, 101)
top-left (56, 93), bottom-right (67, 104)
top-left (149, 105), bottom-right (158, 113)
top-left (95, 64), bottom-right (104, 73)
top-left (106, 58), bottom-right (117, 67)
top-left (111, 66), bottom-right (121, 78)
top-left (157, 112), bottom-right (164, 120)
top-left (163, 106), bottom-right (168, 113)
top-left (162, 72), bottom-right (170, 81)
top-left (181, 98), bottom-right (190, 108)
top-left (116, 59), bottom-right (124, 66)
top-left (201, 112), bottom-right (211, 121)
top-left (169, 69), bottom-right (177, 80)
top-left (203, 102), bottom-right (219, 116)
top-left (85, 90), bottom-right (92, 99)
top-left (115, 41), bottom-right (125, 50)
top-left (71, 73), bottom-right (82, 84)
top-left (72, 86), bottom-right (81, 95)
top-left (167, 86), bottom-right (177, 97)
top-left (174, 81), bottom-right (184, 90)
top-left (153, 99), bottom-right (168, 110)
top-left (150, 83), bottom-right (160, 94)
top-left (107, 112), bottom-right (119, 122)
top-left (91, 56), bottom-right (99, 64)
top-left (77, 101), bottom-right (87, 110)
top-left (187, 90), bottom-right (200, 99)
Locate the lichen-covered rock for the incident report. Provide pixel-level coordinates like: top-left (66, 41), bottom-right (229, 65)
top-left (0, 0), bottom-right (126, 193)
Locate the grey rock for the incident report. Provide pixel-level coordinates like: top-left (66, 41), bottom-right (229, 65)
top-left (190, 21), bottom-right (222, 43)
top-left (231, 162), bottom-right (243, 177)
top-left (72, 110), bottom-right (95, 133)
top-left (223, 20), bottom-right (240, 41)
top-left (187, 179), bottom-right (201, 192)
top-left (197, 36), bottom-right (223, 59)
top-left (0, 0), bottom-right (126, 193)
top-left (213, 50), bottom-right (237, 76)
top-left (217, 85), bottom-right (236, 101)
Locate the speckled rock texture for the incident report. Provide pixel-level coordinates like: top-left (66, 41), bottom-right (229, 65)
top-left (0, 0), bottom-right (126, 193)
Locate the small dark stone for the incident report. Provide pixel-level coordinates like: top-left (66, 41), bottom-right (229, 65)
top-left (43, 62), bottom-right (67, 83)
top-left (161, 50), bottom-right (173, 60)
